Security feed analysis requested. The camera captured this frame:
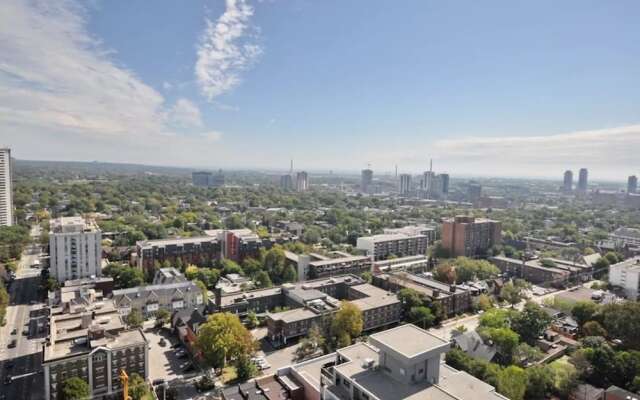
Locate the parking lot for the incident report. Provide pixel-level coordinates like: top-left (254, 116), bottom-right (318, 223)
top-left (144, 325), bottom-right (194, 382)
top-left (253, 328), bottom-right (305, 373)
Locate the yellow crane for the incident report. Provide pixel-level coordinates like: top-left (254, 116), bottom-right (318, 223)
top-left (119, 369), bottom-right (132, 400)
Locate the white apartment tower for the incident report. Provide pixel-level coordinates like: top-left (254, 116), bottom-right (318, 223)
top-left (49, 216), bottom-right (102, 282)
top-left (0, 148), bottom-right (13, 226)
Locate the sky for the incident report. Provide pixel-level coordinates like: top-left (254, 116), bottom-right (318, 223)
top-left (1, 0), bottom-right (640, 180)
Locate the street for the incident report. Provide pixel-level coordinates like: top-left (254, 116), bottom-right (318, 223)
top-left (0, 226), bottom-right (45, 400)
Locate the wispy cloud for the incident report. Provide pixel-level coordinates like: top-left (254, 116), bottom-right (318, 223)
top-left (0, 0), bottom-right (222, 165)
top-left (372, 124), bottom-right (640, 179)
top-left (195, 0), bottom-right (262, 101)
top-left (167, 98), bottom-right (203, 128)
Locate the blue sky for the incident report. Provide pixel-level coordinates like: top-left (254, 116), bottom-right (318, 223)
top-left (1, 0), bottom-right (640, 179)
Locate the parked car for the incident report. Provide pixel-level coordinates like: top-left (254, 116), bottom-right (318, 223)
top-left (10, 329), bottom-right (16, 335)
top-left (8, 340), bottom-right (17, 349)
top-left (159, 338), bottom-right (167, 347)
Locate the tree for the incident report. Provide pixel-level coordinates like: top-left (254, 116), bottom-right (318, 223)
top-left (476, 294), bottom-right (494, 311)
top-left (221, 259), bottom-right (244, 276)
top-left (434, 263), bottom-right (457, 284)
top-left (408, 306), bottom-right (435, 329)
top-left (155, 309), bottom-right (171, 328)
top-left (196, 313), bottom-right (257, 370)
top-left (185, 264), bottom-right (199, 280)
top-left (246, 311), bottom-right (259, 329)
top-left (500, 280), bottom-right (528, 307)
top-left (497, 366), bottom-right (528, 400)
top-left (302, 227), bottom-right (322, 244)
top-left (604, 251), bottom-right (620, 265)
top-left (601, 302), bottom-right (640, 350)
top-left (571, 301), bottom-right (599, 329)
top-left (525, 365), bottom-right (553, 400)
top-left (126, 309), bottom-right (144, 328)
top-left (254, 270), bottom-right (272, 288)
top-left (104, 263), bottom-right (144, 289)
top-left (481, 327), bottom-right (520, 364)
top-left (513, 343), bottom-right (543, 367)
top-left (60, 377), bottom-right (90, 400)
top-left (582, 321), bottom-right (607, 337)
top-left (397, 288), bottom-right (424, 314)
top-left (235, 354), bottom-right (258, 381)
top-left (479, 308), bottom-right (513, 329)
top-left (549, 360), bottom-right (579, 397)
top-left (194, 279), bottom-right (208, 298)
top-left (331, 301), bottom-right (363, 348)
top-left (129, 372), bottom-right (150, 400)
top-left (511, 302), bottom-right (551, 345)
top-left (453, 257), bottom-right (500, 283)
top-left (281, 264), bottom-right (297, 283)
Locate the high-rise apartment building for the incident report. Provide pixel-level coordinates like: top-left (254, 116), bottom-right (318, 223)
top-left (0, 147), bottom-right (13, 226)
top-left (296, 171), bottom-right (309, 192)
top-left (49, 216), bottom-right (102, 282)
top-left (442, 216), bottom-right (502, 258)
top-left (563, 170), bottom-right (573, 192)
top-left (467, 182), bottom-right (482, 204)
top-left (399, 173), bottom-right (411, 196)
top-left (361, 169), bottom-right (373, 193)
top-left (439, 173), bottom-right (450, 196)
top-left (628, 175), bottom-right (638, 194)
top-left (578, 168), bottom-right (588, 192)
top-left (280, 174), bottom-right (293, 190)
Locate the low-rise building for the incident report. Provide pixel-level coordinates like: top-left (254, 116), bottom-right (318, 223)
top-left (372, 255), bottom-right (430, 274)
top-left (267, 276), bottom-right (401, 345)
top-left (609, 257), bottom-right (640, 300)
top-left (43, 300), bottom-right (148, 400)
top-left (278, 324), bottom-right (507, 400)
top-left (372, 271), bottom-right (472, 317)
top-left (490, 256), bottom-right (580, 287)
top-left (295, 251), bottom-right (372, 281)
top-left (356, 233), bottom-right (428, 261)
top-left (609, 227), bottom-right (640, 248)
top-left (112, 269), bottom-right (204, 318)
top-left (136, 236), bottom-right (221, 274)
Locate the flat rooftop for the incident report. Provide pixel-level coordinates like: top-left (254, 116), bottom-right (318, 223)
top-left (369, 324), bottom-right (449, 359)
top-left (137, 235), bottom-right (218, 248)
top-left (349, 284), bottom-right (400, 311)
top-left (50, 216), bottom-right (99, 233)
top-left (45, 327), bottom-right (146, 362)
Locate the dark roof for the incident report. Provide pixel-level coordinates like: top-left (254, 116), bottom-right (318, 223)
top-left (172, 305), bottom-right (207, 329)
top-left (605, 385), bottom-right (640, 400)
top-left (221, 381), bottom-right (268, 400)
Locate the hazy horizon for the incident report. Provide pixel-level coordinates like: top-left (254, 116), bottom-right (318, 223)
top-left (2, 1), bottom-right (640, 181)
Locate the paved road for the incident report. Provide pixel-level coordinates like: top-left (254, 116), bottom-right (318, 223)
top-left (0, 227), bottom-right (45, 400)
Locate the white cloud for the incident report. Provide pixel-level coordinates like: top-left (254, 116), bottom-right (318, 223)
top-left (167, 98), bottom-right (203, 128)
top-left (195, 0), bottom-right (262, 101)
top-left (0, 0), bottom-right (223, 165)
top-left (370, 124), bottom-right (640, 179)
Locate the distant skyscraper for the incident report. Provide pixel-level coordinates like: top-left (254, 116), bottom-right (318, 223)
top-left (361, 169), bottom-right (373, 193)
top-left (628, 175), bottom-right (638, 194)
top-left (296, 171), bottom-right (309, 192)
top-left (280, 174), bottom-right (293, 190)
top-left (439, 173), bottom-right (450, 196)
top-left (563, 170), bottom-right (573, 193)
top-left (192, 170), bottom-right (224, 187)
top-left (0, 148), bottom-right (13, 226)
top-left (399, 174), bottom-right (411, 196)
top-left (467, 182), bottom-right (482, 205)
top-left (578, 168), bottom-right (588, 192)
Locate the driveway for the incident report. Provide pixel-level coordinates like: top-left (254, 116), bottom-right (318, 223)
top-left (144, 325), bottom-right (190, 382)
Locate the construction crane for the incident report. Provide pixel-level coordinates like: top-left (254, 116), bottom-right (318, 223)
top-left (119, 369), bottom-right (132, 400)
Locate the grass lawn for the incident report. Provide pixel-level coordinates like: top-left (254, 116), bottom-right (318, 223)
top-left (221, 366), bottom-right (238, 384)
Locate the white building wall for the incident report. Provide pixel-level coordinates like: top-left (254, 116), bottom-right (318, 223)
top-left (0, 148), bottom-right (13, 226)
top-left (609, 260), bottom-right (640, 300)
top-left (50, 219), bottom-right (102, 282)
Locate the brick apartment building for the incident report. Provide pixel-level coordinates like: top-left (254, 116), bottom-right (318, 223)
top-left (441, 216), bottom-right (502, 258)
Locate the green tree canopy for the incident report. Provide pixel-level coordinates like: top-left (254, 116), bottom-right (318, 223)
top-left (331, 301), bottom-right (363, 348)
top-left (196, 313), bottom-right (257, 370)
top-left (60, 377), bottom-right (90, 400)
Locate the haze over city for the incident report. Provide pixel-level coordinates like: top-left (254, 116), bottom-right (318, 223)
top-left (2, 0), bottom-right (640, 179)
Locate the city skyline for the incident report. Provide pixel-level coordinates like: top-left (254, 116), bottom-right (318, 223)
top-left (2, 0), bottom-right (640, 179)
